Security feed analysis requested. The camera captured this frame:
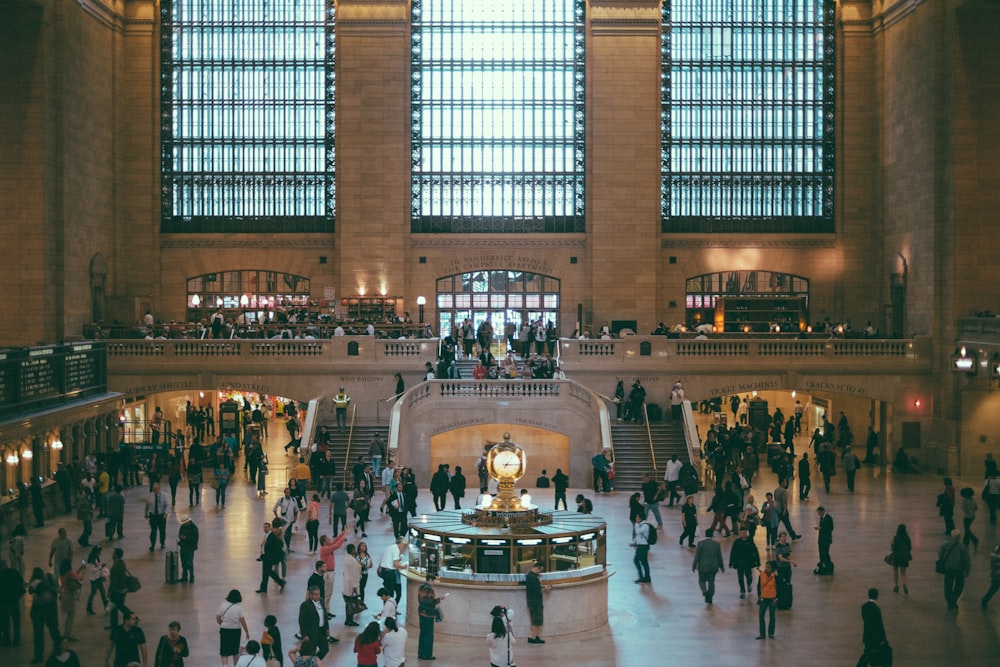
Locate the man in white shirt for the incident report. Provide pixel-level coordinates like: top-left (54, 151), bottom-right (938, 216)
top-left (273, 488), bottom-right (299, 551)
top-left (664, 455), bottom-right (683, 506)
top-left (380, 617), bottom-right (408, 667)
top-left (379, 536), bottom-right (408, 603)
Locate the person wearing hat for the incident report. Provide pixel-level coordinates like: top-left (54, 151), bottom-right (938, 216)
top-left (333, 387), bottom-right (351, 431)
top-left (177, 515), bottom-right (199, 583)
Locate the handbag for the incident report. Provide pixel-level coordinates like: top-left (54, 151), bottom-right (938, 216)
top-left (211, 478), bottom-right (221, 490)
top-left (266, 660), bottom-right (280, 667)
top-left (935, 542), bottom-right (958, 575)
top-left (125, 574), bottom-right (142, 593)
top-left (883, 553), bottom-right (894, 567)
top-left (344, 594), bottom-right (367, 617)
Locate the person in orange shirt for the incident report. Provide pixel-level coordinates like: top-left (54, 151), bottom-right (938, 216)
top-left (756, 561), bottom-right (778, 639)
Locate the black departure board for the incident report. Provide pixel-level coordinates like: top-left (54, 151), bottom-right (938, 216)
top-left (64, 347), bottom-right (100, 394)
top-left (20, 355), bottom-right (59, 401)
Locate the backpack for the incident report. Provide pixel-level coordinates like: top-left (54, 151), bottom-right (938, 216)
top-left (643, 522), bottom-right (658, 545)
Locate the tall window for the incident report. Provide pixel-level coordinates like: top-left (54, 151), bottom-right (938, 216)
top-left (160, 0), bottom-right (335, 233)
top-left (411, 0), bottom-right (586, 233)
top-left (662, 0), bottom-right (835, 233)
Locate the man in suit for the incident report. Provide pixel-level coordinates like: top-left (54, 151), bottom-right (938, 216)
top-left (692, 528), bottom-right (725, 604)
top-left (298, 585), bottom-right (337, 659)
top-left (856, 588), bottom-right (889, 667)
top-left (814, 507), bottom-right (835, 575)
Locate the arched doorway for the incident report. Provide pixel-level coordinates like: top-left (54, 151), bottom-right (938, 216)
top-left (435, 271), bottom-right (560, 352)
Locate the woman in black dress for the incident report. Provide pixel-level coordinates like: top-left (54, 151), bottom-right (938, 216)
top-left (890, 523), bottom-right (912, 594)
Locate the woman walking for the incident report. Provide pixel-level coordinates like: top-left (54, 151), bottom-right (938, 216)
top-left (261, 614), bottom-right (283, 666)
top-left (153, 620), bottom-right (190, 667)
top-left (256, 453), bottom-right (269, 498)
top-left (890, 524), bottom-right (912, 594)
top-left (216, 589), bottom-right (249, 666)
top-left (352, 482), bottom-right (371, 538)
top-left (356, 541), bottom-right (373, 598)
top-left (57, 559), bottom-right (84, 641)
top-left (960, 487), bottom-right (980, 551)
top-left (84, 546), bottom-right (109, 615)
top-left (306, 494), bottom-right (321, 555)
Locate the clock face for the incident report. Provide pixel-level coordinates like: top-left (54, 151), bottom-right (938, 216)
top-left (491, 449), bottom-right (522, 478)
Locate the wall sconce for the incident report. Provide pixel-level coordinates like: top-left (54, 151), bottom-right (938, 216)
top-left (191, 294), bottom-right (201, 308)
top-left (51, 438), bottom-right (63, 452)
top-left (22, 449), bottom-right (33, 461)
top-left (951, 346), bottom-right (977, 376)
top-left (5, 453), bottom-right (19, 466)
top-left (416, 296), bottom-right (427, 324)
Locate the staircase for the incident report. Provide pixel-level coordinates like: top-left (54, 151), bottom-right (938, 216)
top-left (610, 420), bottom-right (689, 490)
top-left (318, 423), bottom-right (390, 488)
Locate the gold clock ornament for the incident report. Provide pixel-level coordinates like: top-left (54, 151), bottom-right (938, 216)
top-left (486, 433), bottom-right (526, 511)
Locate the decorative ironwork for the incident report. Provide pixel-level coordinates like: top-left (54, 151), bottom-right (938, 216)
top-left (661, 0), bottom-right (836, 233)
top-left (160, 0), bottom-right (335, 233)
top-left (410, 0), bottom-right (586, 233)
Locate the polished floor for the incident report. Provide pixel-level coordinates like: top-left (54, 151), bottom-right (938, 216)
top-left (6, 429), bottom-right (1000, 667)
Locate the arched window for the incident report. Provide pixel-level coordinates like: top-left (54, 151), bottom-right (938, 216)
top-left (436, 271), bottom-right (560, 348)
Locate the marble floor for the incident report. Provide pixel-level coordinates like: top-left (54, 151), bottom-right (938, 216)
top-left (5, 430), bottom-right (999, 667)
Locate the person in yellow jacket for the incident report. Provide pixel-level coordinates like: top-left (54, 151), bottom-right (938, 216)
top-left (333, 387), bottom-right (351, 431)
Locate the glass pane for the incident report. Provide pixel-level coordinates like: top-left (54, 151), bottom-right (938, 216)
top-left (411, 0), bottom-right (586, 233)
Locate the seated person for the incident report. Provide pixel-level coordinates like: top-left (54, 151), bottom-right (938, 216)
top-left (575, 494), bottom-right (593, 514)
top-left (893, 448), bottom-right (914, 472)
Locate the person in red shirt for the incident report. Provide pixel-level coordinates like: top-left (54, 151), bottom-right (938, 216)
top-left (353, 621), bottom-right (382, 667)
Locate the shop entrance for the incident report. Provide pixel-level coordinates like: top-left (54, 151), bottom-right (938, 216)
top-left (435, 270), bottom-right (560, 355)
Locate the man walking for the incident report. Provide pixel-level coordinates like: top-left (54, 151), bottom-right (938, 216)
top-left (692, 528), bottom-right (725, 604)
top-left (773, 478), bottom-right (801, 540)
top-left (631, 514), bottom-right (652, 584)
top-left (844, 446), bottom-right (861, 492)
top-left (798, 453), bottom-right (812, 501)
top-left (105, 485), bottom-right (125, 539)
top-left (298, 586), bottom-right (336, 659)
top-left (273, 487), bottom-right (300, 552)
top-left (641, 474), bottom-right (663, 529)
top-left (145, 483), bottom-right (170, 552)
top-left (938, 529), bottom-right (970, 610)
top-left (856, 588), bottom-right (890, 667)
top-left (814, 507), bottom-right (835, 576)
top-left (257, 519), bottom-right (287, 593)
top-left (729, 527), bottom-right (760, 599)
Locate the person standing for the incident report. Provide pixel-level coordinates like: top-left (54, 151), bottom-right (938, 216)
top-left (843, 446), bottom-right (861, 492)
top-left (28, 567), bottom-right (60, 664)
top-left (176, 515), bottom-right (199, 583)
top-left (889, 524), bottom-right (912, 594)
top-left (855, 588), bottom-right (889, 667)
top-left (305, 494), bottom-right (322, 555)
top-left (814, 507), bottom-right (835, 575)
top-left (678, 495), bottom-right (698, 548)
top-left (48, 529), bottom-right (73, 575)
top-left (368, 435), bottom-right (385, 479)
top-left (449, 466), bottom-right (466, 510)
top-left (318, 529), bottom-right (349, 613)
top-left (381, 617), bottom-right (407, 667)
top-left (486, 607), bottom-right (515, 667)
top-left (729, 527), bottom-right (760, 599)
top-left (353, 622), bottom-right (382, 667)
top-left (798, 453), bottom-right (812, 501)
top-left (630, 514), bottom-right (652, 584)
top-left (298, 586), bottom-right (334, 660)
top-left (552, 469), bottom-right (569, 511)
top-left (525, 561), bottom-right (550, 644)
top-left (937, 478), bottom-right (956, 535)
top-left (818, 442), bottom-right (836, 493)
top-left (378, 536), bottom-right (407, 604)
top-left (342, 544), bottom-right (363, 626)
top-left (0, 557), bottom-right (25, 647)
top-left (45, 636), bottom-right (81, 667)
top-left (416, 574), bottom-right (441, 661)
top-left (107, 548), bottom-right (130, 629)
top-left (104, 610), bottom-right (146, 667)
top-left (57, 559), bottom-right (84, 642)
top-left (773, 478), bottom-right (801, 540)
top-left (145, 483), bottom-right (170, 552)
top-left (938, 529), bottom-right (971, 610)
top-left (693, 529), bottom-right (725, 604)
top-left (257, 519), bottom-right (288, 593)
top-left (756, 562), bottom-right (778, 639)
top-left (104, 484), bottom-right (125, 540)
top-left (153, 620), bottom-right (189, 667)
top-left (217, 590), bottom-right (250, 667)
top-left (333, 387), bottom-right (351, 431)
top-left (591, 450), bottom-right (611, 493)
top-left (260, 614), bottom-right (283, 666)
top-left (76, 484), bottom-right (95, 547)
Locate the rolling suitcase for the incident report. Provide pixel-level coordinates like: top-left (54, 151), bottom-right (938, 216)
top-left (165, 549), bottom-right (180, 583)
top-left (776, 576), bottom-right (793, 610)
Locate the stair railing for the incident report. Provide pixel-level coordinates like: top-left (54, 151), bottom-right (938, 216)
top-left (680, 400), bottom-right (705, 488)
top-left (341, 404), bottom-right (358, 489)
top-left (376, 392), bottom-right (404, 423)
top-left (643, 404), bottom-right (657, 475)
